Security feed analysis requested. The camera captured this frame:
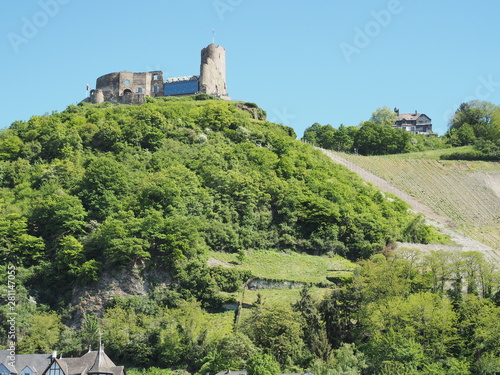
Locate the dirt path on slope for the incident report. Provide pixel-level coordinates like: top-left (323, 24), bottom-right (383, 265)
top-left (321, 149), bottom-right (500, 263)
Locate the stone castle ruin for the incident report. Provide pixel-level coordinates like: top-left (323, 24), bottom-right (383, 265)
top-left (89, 43), bottom-right (229, 105)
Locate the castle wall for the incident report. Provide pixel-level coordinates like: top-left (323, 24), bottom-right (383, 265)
top-left (96, 72), bottom-right (121, 101)
top-left (94, 71), bottom-right (164, 104)
top-left (118, 71), bottom-right (151, 97)
top-left (150, 71), bottom-right (164, 97)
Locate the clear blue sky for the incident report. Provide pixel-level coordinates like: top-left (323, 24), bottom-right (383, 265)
top-left (2, 0), bottom-right (500, 137)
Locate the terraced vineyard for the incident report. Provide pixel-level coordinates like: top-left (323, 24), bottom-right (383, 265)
top-left (326, 151), bottom-right (500, 252)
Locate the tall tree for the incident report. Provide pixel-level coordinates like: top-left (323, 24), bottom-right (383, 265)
top-left (244, 304), bottom-right (305, 368)
top-left (370, 106), bottom-right (398, 127)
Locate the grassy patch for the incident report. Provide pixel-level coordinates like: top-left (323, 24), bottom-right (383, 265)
top-left (208, 249), bottom-right (355, 284)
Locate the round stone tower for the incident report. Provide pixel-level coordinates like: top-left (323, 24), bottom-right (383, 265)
top-left (199, 44), bottom-right (229, 99)
top-left (90, 89), bottom-right (105, 104)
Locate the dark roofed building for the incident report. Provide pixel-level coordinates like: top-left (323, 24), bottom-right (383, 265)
top-left (0, 351), bottom-right (54, 375)
top-left (393, 109), bottom-right (433, 134)
top-left (0, 345), bottom-right (125, 375)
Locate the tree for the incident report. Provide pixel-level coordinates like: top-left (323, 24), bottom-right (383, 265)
top-left (449, 101), bottom-right (498, 141)
top-left (88, 212), bottom-right (151, 267)
top-left (308, 343), bottom-right (367, 375)
top-left (244, 304), bottom-right (305, 368)
top-left (370, 106), bottom-right (397, 126)
top-left (458, 295), bottom-right (500, 372)
top-left (303, 123), bottom-right (322, 145)
top-left (0, 214), bottom-right (45, 267)
top-left (353, 122), bottom-right (384, 155)
top-left (198, 101), bottom-right (243, 131)
top-left (456, 123), bottom-right (477, 146)
top-left (246, 353), bottom-right (280, 375)
top-left (353, 254), bottom-right (413, 303)
top-left (354, 121), bottom-right (410, 155)
top-left (422, 250), bottom-right (454, 294)
top-left (78, 156), bottom-right (129, 219)
top-left (55, 236), bottom-right (85, 276)
top-left (29, 189), bottom-right (87, 241)
top-left (0, 133), bottom-right (23, 161)
top-left (293, 288), bottom-right (332, 361)
top-left (332, 125), bottom-right (355, 152)
top-left (363, 292), bottom-right (458, 371)
top-left (302, 123), bottom-right (356, 152)
top-left (80, 311), bottom-right (100, 349)
top-left (18, 312), bottom-right (62, 353)
top-left (197, 332), bottom-right (257, 375)
top-left (320, 285), bottom-right (361, 349)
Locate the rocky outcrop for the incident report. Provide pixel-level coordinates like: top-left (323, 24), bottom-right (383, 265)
top-left (69, 265), bottom-right (171, 326)
top-left (237, 102), bottom-right (267, 121)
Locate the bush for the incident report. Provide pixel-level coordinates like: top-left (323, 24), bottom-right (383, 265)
top-left (194, 93), bottom-right (215, 101)
top-left (209, 267), bottom-right (252, 292)
top-left (440, 150), bottom-right (499, 161)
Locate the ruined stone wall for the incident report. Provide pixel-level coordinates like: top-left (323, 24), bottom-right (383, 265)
top-left (95, 72), bottom-right (121, 102)
top-left (118, 71), bottom-right (151, 97)
top-left (150, 70), bottom-right (164, 97)
top-left (94, 71), bottom-right (163, 104)
top-left (199, 43), bottom-right (229, 99)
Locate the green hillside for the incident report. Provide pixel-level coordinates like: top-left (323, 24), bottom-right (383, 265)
top-left (2, 97), bottom-right (500, 374)
top-left (0, 96), bottom-right (440, 306)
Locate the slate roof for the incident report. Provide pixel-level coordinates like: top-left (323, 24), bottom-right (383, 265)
top-left (0, 351), bottom-right (53, 375)
top-left (396, 113), bottom-right (431, 122)
top-left (0, 348), bottom-right (124, 375)
top-left (52, 349), bottom-right (123, 375)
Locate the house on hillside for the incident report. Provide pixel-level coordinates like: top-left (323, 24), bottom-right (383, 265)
top-left (0, 345), bottom-right (125, 375)
top-left (393, 109), bottom-right (433, 135)
top-left (0, 351), bottom-right (53, 375)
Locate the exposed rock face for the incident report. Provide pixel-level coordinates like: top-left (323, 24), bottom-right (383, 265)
top-left (69, 265), bottom-right (171, 326)
top-left (237, 102), bottom-right (267, 121)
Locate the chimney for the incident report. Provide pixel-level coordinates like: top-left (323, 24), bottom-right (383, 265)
top-left (52, 351), bottom-right (57, 360)
top-left (394, 107), bottom-right (399, 115)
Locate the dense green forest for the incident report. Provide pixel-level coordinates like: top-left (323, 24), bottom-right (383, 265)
top-left (303, 101), bottom-right (500, 159)
top-left (1, 96), bottom-right (499, 374)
